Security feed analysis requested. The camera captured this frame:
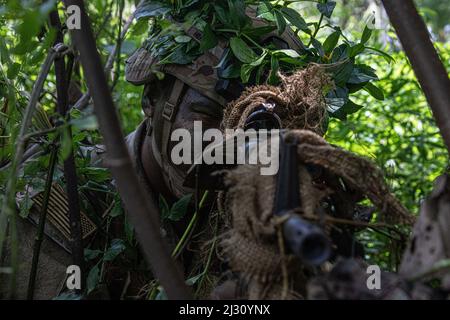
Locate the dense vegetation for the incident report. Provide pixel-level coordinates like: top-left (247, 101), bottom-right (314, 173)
top-left (0, 0), bottom-right (449, 297)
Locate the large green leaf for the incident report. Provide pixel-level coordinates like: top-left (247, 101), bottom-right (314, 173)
top-left (332, 61), bottom-right (354, 86)
top-left (323, 31), bottom-right (340, 55)
top-left (331, 44), bottom-right (349, 62)
top-left (228, 0), bottom-right (251, 30)
top-left (311, 38), bottom-right (324, 57)
top-left (326, 86), bottom-right (349, 115)
top-left (230, 37), bottom-right (258, 64)
top-left (272, 49), bottom-right (300, 58)
top-left (329, 99), bottom-right (363, 121)
top-left (241, 64), bottom-right (255, 83)
top-left (280, 7), bottom-right (309, 33)
top-left (348, 64), bottom-right (378, 84)
top-left (268, 55), bottom-right (280, 85)
top-left (87, 265), bottom-right (100, 294)
top-left (364, 82), bottom-right (385, 100)
top-left (256, 2), bottom-right (275, 21)
top-left (200, 24), bottom-right (218, 52)
top-left (274, 10), bottom-right (287, 35)
top-left (168, 194), bottom-right (192, 221)
top-left (135, 1), bottom-right (170, 20)
top-left (361, 25), bottom-right (372, 45)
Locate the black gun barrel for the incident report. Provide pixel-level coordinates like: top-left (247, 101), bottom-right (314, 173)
top-left (274, 139), bottom-right (331, 266)
top-left (282, 214), bottom-right (331, 266)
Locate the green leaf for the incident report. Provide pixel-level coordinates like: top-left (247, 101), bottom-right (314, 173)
top-left (268, 55), bottom-right (279, 85)
top-left (326, 86), bottom-right (349, 115)
top-left (317, 1), bottom-right (336, 18)
top-left (19, 192), bottom-right (33, 218)
top-left (241, 64), bottom-right (255, 83)
top-left (135, 1), bottom-right (170, 20)
top-left (364, 82), bottom-right (385, 100)
top-left (220, 63), bottom-right (241, 79)
top-left (60, 126), bottom-right (73, 161)
top-left (331, 44), bottom-right (349, 62)
top-left (348, 43), bottom-right (365, 58)
top-left (323, 31), bottom-right (340, 55)
top-left (79, 167), bottom-right (110, 183)
top-left (110, 199), bottom-right (124, 218)
top-left (329, 99), bottom-right (363, 120)
top-left (186, 273), bottom-right (203, 286)
top-left (103, 239), bottom-right (126, 262)
top-left (256, 2), bottom-right (275, 21)
top-left (87, 265), bottom-right (100, 294)
top-left (159, 195), bottom-right (170, 220)
top-left (131, 19), bottom-right (149, 36)
top-left (174, 35), bottom-right (191, 43)
top-left (199, 25), bottom-right (218, 52)
top-left (249, 50), bottom-right (268, 66)
top-left (0, 38), bottom-right (12, 65)
top-left (311, 38), bottom-right (324, 56)
top-left (7, 62), bottom-right (20, 80)
top-left (361, 25), bottom-right (372, 44)
top-left (280, 7), bottom-right (309, 33)
top-left (169, 194), bottom-right (192, 221)
top-left (272, 49), bottom-right (300, 58)
top-left (229, 37), bottom-right (257, 64)
top-left (243, 25), bottom-right (277, 38)
top-left (214, 5), bottom-right (231, 26)
top-left (155, 287), bottom-right (168, 300)
top-left (228, 0), bottom-right (250, 30)
top-left (84, 249), bottom-right (102, 261)
top-left (348, 64), bottom-right (378, 84)
top-left (162, 45), bottom-right (196, 65)
top-left (274, 10), bottom-right (287, 35)
top-left (365, 46), bottom-right (395, 63)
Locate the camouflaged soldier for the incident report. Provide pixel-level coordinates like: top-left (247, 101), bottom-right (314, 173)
top-left (2, 8), bottom-right (305, 300)
top-left (123, 9), bottom-right (304, 204)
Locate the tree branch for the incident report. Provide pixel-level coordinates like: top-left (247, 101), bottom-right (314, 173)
top-left (0, 47), bottom-right (61, 297)
top-left (50, 9), bottom-right (85, 293)
top-left (62, 0), bottom-right (191, 299)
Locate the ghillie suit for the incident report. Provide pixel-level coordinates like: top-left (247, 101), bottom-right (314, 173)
top-left (123, 3), bottom-right (419, 300)
top-left (214, 67), bottom-right (415, 299)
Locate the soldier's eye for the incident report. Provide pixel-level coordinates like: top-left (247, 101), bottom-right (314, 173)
top-left (190, 102), bottom-right (223, 120)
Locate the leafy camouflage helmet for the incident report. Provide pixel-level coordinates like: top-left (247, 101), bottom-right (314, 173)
top-left (125, 7), bottom-right (304, 106)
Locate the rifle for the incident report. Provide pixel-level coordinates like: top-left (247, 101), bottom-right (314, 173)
top-left (185, 103), bottom-right (331, 266)
top-left (273, 136), bottom-right (331, 266)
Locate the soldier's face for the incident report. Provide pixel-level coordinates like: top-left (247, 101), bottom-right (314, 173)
top-left (168, 87), bottom-right (224, 169)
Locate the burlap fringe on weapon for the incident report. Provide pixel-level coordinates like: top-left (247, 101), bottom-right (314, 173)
top-left (217, 65), bottom-right (415, 300)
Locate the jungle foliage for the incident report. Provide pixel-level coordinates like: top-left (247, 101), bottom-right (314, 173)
top-left (0, 0), bottom-right (449, 297)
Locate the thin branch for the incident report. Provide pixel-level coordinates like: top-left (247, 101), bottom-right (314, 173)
top-left (50, 9), bottom-right (85, 293)
top-left (62, 0), bottom-right (191, 300)
top-left (27, 143), bottom-right (59, 300)
top-left (0, 47), bottom-right (61, 296)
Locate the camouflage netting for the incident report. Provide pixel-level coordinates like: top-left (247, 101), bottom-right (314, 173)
top-left (222, 65), bottom-right (332, 135)
top-left (216, 65), bottom-right (415, 299)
